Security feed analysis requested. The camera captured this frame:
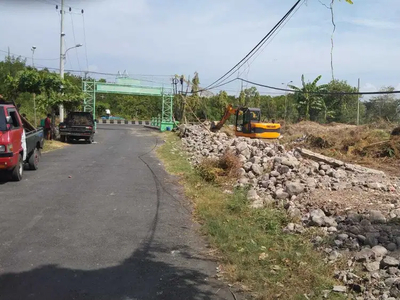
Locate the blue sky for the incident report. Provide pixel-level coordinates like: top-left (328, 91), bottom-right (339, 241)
top-left (0, 0), bottom-right (399, 96)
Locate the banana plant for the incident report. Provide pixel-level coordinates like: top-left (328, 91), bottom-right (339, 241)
top-left (289, 75), bottom-right (328, 121)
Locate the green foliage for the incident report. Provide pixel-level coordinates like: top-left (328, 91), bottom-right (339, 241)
top-left (289, 75), bottom-right (328, 121)
top-left (364, 86), bottom-right (400, 123)
top-left (238, 86), bottom-right (260, 107)
top-left (323, 79), bottom-right (362, 123)
top-left (0, 56), bottom-right (163, 121)
top-left (1, 56), bottom-right (397, 127)
top-left (191, 72), bottom-right (200, 94)
top-left (18, 69), bottom-right (42, 95)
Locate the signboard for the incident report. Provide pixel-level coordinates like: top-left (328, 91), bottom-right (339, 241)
top-left (96, 83), bottom-right (163, 96)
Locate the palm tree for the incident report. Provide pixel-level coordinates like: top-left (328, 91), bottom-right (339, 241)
top-left (288, 74), bottom-right (327, 121)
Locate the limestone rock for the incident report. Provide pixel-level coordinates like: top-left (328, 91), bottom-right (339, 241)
top-left (285, 181), bottom-right (305, 196)
top-left (381, 256), bottom-right (400, 268)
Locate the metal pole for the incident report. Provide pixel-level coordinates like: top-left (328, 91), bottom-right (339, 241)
top-left (357, 78), bottom-right (360, 125)
top-left (282, 81), bottom-right (292, 122)
top-left (31, 49), bottom-right (35, 67)
top-left (31, 47), bottom-right (37, 126)
top-left (284, 92), bottom-right (288, 121)
top-left (59, 0), bottom-right (65, 123)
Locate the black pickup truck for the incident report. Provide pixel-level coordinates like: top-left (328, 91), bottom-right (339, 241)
top-left (59, 112), bottom-right (95, 144)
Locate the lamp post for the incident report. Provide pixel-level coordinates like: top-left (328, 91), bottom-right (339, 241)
top-left (281, 80), bottom-right (293, 122)
top-left (31, 46), bottom-right (37, 126)
top-left (31, 46), bottom-right (36, 67)
top-left (59, 43), bottom-right (83, 122)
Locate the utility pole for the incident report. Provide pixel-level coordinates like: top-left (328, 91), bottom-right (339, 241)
top-left (282, 81), bottom-right (293, 122)
top-left (357, 78), bottom-right (360, 126)
top-left (31, 46), bottom-right (37, 126)
top-left (31, 46), bottom-right (36, 67)
top-left (59, 0), bottom-right (65, 123)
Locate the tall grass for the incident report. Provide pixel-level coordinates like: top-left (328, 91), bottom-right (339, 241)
top-left (157, 133), bottom-right (346, 300)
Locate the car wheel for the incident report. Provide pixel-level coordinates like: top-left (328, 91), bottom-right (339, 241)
top-left (60, 135), bottom-right (66, 142)
top-left (28, 148), bottom-right (40, 170)
top-left (11, 154), bottom-right (23, 181)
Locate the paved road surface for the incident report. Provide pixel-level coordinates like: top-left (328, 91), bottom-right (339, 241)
top-left (0, 125), bottom-right (235, 300)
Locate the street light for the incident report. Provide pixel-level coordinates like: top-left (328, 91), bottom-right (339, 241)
top-left (64, 44), bottom-right (83, 56)
top-left (281, 81), bottom-right (293, 122)
top-left (59, 43), bottom-right (83, 122)
top-left (31, 46), bottom-right (36, 67)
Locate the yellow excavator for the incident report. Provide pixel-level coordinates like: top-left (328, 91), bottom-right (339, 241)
top-left (210, 104), bottom-right (281, 139)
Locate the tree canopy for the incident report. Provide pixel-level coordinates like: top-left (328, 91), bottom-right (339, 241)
top-left (1, 56), bottom-right (397, 127)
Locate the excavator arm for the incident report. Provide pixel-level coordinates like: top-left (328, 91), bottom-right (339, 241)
top-left (210, 104), bottom-right (237, 132)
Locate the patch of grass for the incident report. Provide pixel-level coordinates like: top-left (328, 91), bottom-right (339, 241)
top-left (157, 133), bottom-right (346, 300)
top-left (196, 158), bottom-right (224, 183)
top-left (218, 150), bottom-right (242, 178)
top-left (42, 140), bottom-right (68, 153)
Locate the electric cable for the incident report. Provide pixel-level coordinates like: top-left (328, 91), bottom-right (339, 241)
top-left (205, 0), bottom-right (302, 90)
top-left (238, 78), bottom-right (400, 95)
top-left (69, 11), bottom-right (82, 71)
top-left (82, 12), bottom-right (90, 71)
top-left (237, 0), bottom-right (305, 79)
top-left (0, 49), bottom-right (59, 61)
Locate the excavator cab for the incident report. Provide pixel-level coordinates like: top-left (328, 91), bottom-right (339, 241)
top-left (235, 107), bottom-right (280, 139)
top-left (235, 108), bottom-right (261, 134)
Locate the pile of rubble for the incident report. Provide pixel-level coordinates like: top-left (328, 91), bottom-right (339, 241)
top-left (179, 124), bottom-right (397, 198)
top-left (177, 124), bottom-right (400, 299)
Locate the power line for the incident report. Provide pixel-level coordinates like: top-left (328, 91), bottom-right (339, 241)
top-left (205, 0), bottom-right (302, 90)
top-left (82, 13), bottom-right (89, 71)
top-left (33, 0), bottom-right (83, 12)
top-left (232, 0), bottom-right (304, 86)
top-left (196, 0), bottom-right (301, 95)
top-left (0, 49), bottom-right (59, 61)
top-left (0, 51), bottom-right (171, 78)
top-left (237, 0), bottom-right (305, 79)
top-left (33, 66), bottom-right (172, 84)
top-left (238, 78), bottom-right (400, 95)
top-left (69, 11), bottom-right (82, 71)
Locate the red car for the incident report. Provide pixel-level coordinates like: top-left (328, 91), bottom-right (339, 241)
top-left (0, 102), bottom-right (44, 181)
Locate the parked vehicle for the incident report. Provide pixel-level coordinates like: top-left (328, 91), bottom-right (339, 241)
top-left (0, 102), bottom-right (44, 181)
top-left (59, 112), bottom-right (95, 144)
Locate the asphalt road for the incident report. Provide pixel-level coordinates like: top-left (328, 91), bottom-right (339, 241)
top-left (0, 125), bottom-right (235, 300)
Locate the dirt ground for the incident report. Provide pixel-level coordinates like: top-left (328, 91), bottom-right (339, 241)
top-left (299, 188), bottom-right (399, 217)
top-left (281, 121), bottom-right (400, 177)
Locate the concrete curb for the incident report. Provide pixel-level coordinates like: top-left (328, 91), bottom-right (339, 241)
top-left (98, 120), bottom-right (151, 125)
top-left (143, 125), bottom-right (160, 130)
